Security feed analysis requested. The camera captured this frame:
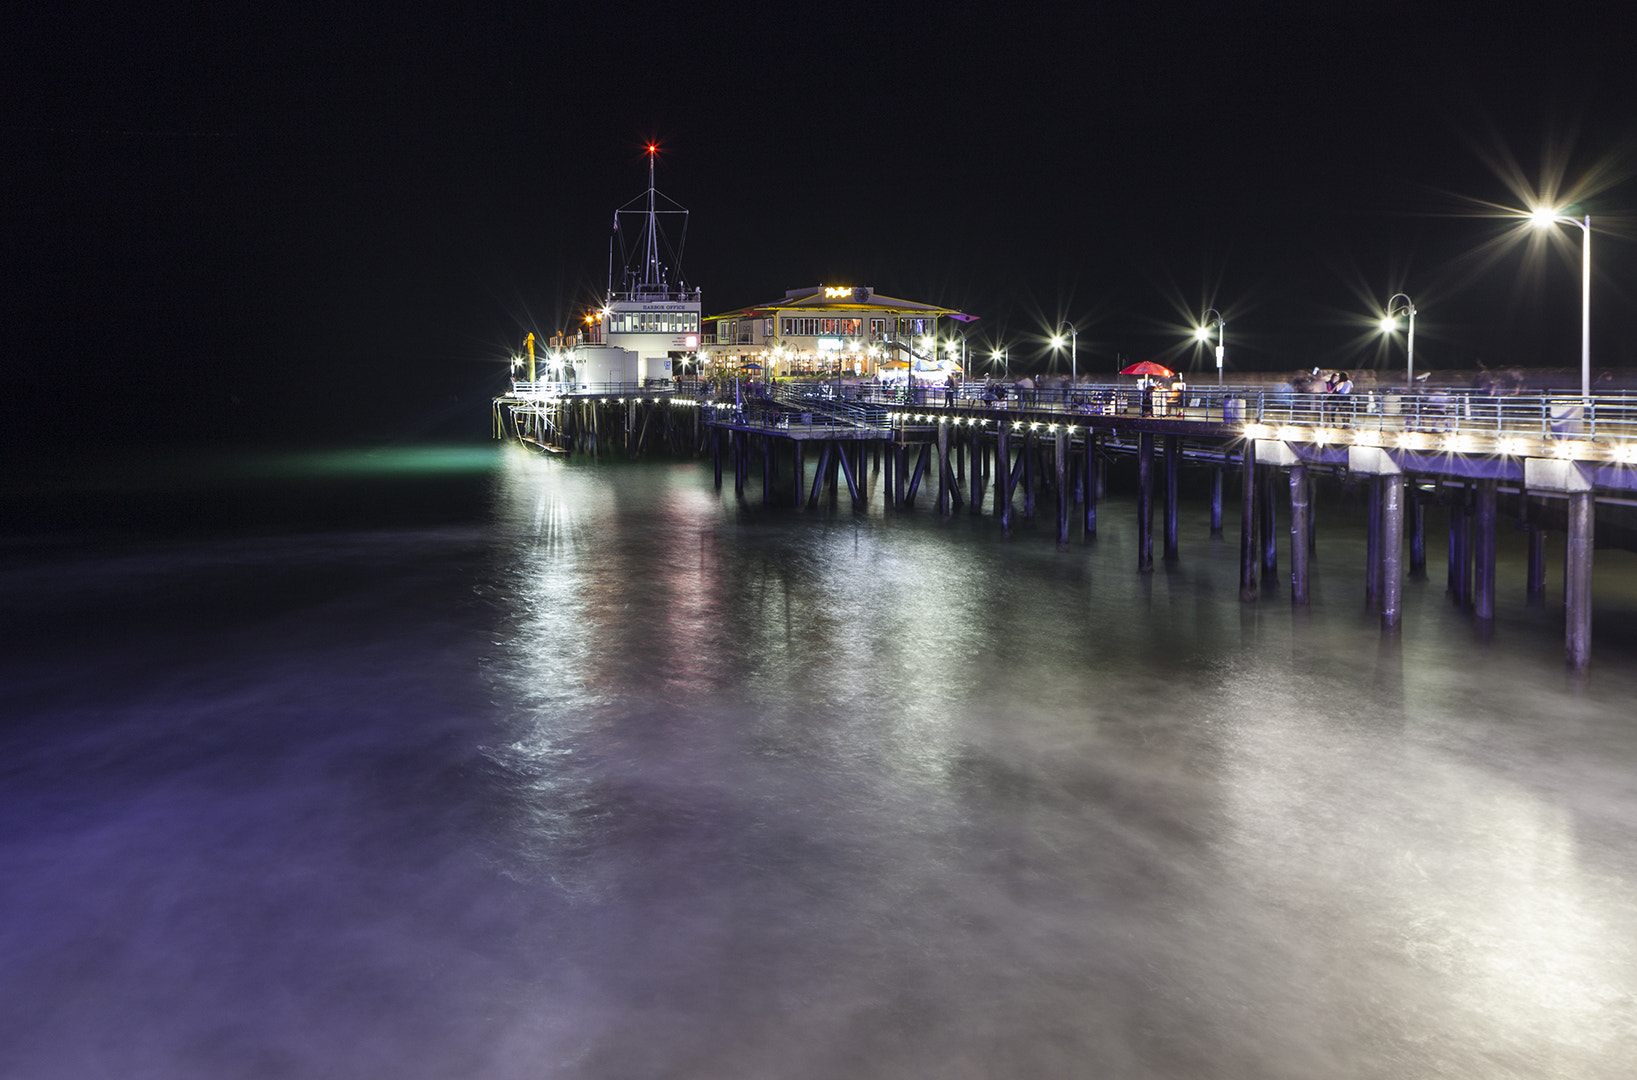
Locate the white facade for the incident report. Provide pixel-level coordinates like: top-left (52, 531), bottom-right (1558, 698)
top-left (599, 296), bottom-right (700, 384)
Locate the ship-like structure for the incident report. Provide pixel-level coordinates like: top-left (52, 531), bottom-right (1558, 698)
top-left (514, 145), bottom-right (700, 390)
top-left (495, 146), bottom-right (702, 451)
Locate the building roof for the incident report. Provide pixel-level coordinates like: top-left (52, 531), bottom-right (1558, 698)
top-left (705, 285), bottom-right (974, 322)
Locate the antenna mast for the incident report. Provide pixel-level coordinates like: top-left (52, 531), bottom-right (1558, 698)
top-left (643, 143), bottom-right (661, 287)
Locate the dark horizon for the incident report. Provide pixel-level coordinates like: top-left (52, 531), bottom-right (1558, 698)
top-left (6, 4), bottom-right (1637, 450)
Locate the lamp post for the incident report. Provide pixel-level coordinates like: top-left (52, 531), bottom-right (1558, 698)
top-left (1529, 207), bottom-right (1592, 403)
top-left (1379, 295), bottom-right (1416, 385)
top-left (1051, 321), bottom-right (1077, 384)
top-left (991, 345), bottom-right (1008, 380)
top-left (1194, 309), bottom-right (1225, 385)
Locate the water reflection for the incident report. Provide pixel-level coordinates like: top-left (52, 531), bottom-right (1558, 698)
top-left (484, 449), bottom-right (1637, 1077)
top-left (6, 444), bottom-right (1636, 1078)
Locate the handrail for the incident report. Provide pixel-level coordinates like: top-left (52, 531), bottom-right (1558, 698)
top-left (507, 377), bottom-right (1637, 447)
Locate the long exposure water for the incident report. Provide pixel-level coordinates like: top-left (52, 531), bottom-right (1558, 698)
top-left (4, 443), bottom-right (1637, 1078)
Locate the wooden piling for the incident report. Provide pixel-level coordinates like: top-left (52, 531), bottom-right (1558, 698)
top-left (937, 422), bottom-right (951, 516)
top-left (1240, 440), bottom-right (1258, 601)
top-left (1022, 429), bottom-right (1037, 521)
top-left (807, 442), bottom-right (831, 510)
top-left (1138, 433), bottom-right (1154, 573)
top-left (1289, 464), bottom-right (1310, 604)
top-left (1259, 465), bottom-right (1278, 574)
top-left (970, 424), bottom-right (984, 514)
top-left (1056, 429), bottom-right (1070, 547)
top-left (1164, 435), bottom-right (1180, 561)
top-left (996, 425), bottom-right (1012, 533)
top-left (1381, 474), bottom-right (1404, 629)
top-left (1566, 491), bottom-right (1594, 670)
top-left (1083, 432), bottom-right (1098, 540)
top-left (1475, 479), bottom-right (1497, 621)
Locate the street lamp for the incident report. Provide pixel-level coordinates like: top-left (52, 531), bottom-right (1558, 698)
top-left (1050, 321), bottom-right (1077, 384)
top-left (1379, 294), bottom-right (1416, 384)
top-left (991, 345), bottom-right (1009, 380)
top-left (1194, 309), bottom-right (1225, 385)
top-left (1529, 206), bottom-right (1592, 403)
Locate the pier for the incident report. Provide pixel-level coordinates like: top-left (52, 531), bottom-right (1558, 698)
top-left (495, 379), bottom-right (1637, 670)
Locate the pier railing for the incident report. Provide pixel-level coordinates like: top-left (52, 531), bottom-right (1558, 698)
top-left (725, 381), bottom-right (1637, 446)
top-left (506, 376), bottom-right (1637, 451)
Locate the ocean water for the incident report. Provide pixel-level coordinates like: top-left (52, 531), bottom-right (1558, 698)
top-left (4, 443), bottom-right (1637, 1079)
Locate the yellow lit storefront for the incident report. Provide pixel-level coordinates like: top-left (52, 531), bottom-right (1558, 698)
top-left (702, 285), bottom-right (972, 380)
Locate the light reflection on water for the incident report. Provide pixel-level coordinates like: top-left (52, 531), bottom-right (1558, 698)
top-left (3, 444), bottom-right (1637, 1078)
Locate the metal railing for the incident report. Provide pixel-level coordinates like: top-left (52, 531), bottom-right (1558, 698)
top-left (505, 380), bottom-right (678, 396)
top-left (512, 376), bottom-right (1637, 451)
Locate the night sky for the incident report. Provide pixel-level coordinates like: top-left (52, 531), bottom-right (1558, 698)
top-left (5, 2), bottom-right (1636, 449)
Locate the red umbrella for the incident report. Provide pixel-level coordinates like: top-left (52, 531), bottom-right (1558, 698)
top-left (1119, 360), bottom-right (1175, 378)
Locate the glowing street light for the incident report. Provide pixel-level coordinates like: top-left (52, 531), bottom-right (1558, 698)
top-left (1380, 293), bottom-right (1416, 384)
top-left (991, 345), bottom-right (1009, 380)
top-left (1051, 321), bottom-right (1077, 384)
top-left (1194, 309), bottom-right (1225, 385)
top-left (1530, 206), bottom-right (1592, 403)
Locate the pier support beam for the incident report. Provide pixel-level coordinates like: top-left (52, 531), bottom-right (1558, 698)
top-left (905, 444), bottom-right (929, 508)
top-left (1289, 464), bottom-right (1310, 604)
top-left (1566, 491), bottom-right (1594, 670)
top-left (1348, 447), bottom-right (1404, 616)
top-left (807, 442), bottom-right (830, 510)
top-left (1163, 435), bottom-right (1180, 561)
top-left (996, 426), bottom-right (1012, 533)
top-left (1447, 486), bottom-right (1472, 607)
top-left (970, 425), bottom-right (984, 514)
top-left (1138, 433), bottom-right (1155, 573)
top-left (1381, 474), bottom-right (1405, 630)
top-left (1056, 429), bottom-right (1070, 548)
top-left (942, 422), bottom-right (956, 513)
top-left (1526, 457), bottom-right (1596, 670)
top-left (837, 440), bottom-right (863, 510)
top-left (1474, 479), bottom-right (1498, 621)
top-left (1022, 430), bottom-right (1037, 521)
top-left (1239, 441), bottom-right (1258, 601)
top-left (1259, 466), bottom-right (1278, 575)
top-left (1083, 432), bottom-right (1098, 539)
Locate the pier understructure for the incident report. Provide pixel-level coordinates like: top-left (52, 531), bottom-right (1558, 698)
top-left (498, 380), bottom-right (1637, 671)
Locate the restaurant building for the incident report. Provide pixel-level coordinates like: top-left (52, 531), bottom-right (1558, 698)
top-left (702, 285), bottom-right (973, 379)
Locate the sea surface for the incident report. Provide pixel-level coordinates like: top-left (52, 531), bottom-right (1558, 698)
top-left (4, 443), bottom-right (1637, 1079)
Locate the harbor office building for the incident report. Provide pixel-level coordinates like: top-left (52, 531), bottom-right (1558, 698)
top-left (703, 285), bottom-right (971, 379)
top-left (554, 283), bottom-right (704, 388)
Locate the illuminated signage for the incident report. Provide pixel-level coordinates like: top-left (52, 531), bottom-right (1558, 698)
top-left (684, 334), bottom-right (698, 348)
top-left (823, 287), bottom-right (851, 298)
top-left (816, 337), bottom-right (843, 351)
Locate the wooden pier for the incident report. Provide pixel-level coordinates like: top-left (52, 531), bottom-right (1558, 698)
top-left (496, 379), bottom-right (1637, 671)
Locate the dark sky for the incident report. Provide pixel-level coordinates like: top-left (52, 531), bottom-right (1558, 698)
top-left (5, 2), bottom-right (1636, 447)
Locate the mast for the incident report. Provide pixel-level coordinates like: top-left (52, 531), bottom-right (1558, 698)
top-left (608, 143), bottom-right (692, 302)
top-left (644, 143), bottom-right (661, 288)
